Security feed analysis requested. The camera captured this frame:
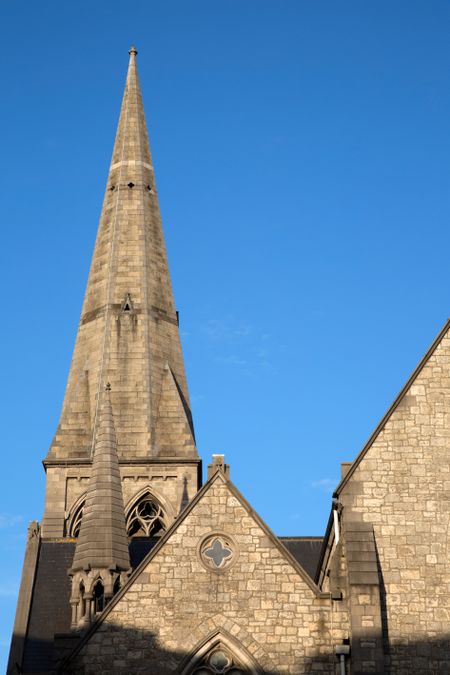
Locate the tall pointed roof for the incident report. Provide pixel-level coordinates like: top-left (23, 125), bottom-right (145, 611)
top-left (71, 384), bottom-right (130, 572)
top-left (46, 47), bottom-right (196, 461)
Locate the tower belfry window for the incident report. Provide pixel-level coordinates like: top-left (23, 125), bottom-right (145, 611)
top-left (126, 493), bottom-right (167, 537)
top-left (67, 500), bottom-right (85, 538)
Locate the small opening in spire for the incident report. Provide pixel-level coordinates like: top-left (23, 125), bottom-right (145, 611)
top-left (121, 293), bottom-right (133, 313)
top-left (110, 185), bottom-right (115, 191)
top-left (127, 182), bottom-right (135, 189)
top-left (147, 185), bottom-right (152, 192)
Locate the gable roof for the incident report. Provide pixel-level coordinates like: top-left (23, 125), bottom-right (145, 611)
top-left (335, 318), bottom-right (450, 495)
top-left (62, 469), bottom-right (329, 669)
top-left (22, 541), bottom-right (74, 674)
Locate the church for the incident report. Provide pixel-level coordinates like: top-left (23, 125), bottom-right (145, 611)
top-left (8, 47), bottom-right (450, 675)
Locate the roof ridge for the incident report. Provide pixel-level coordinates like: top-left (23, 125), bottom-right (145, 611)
top-left (278, 536), bottom-right (323, 541)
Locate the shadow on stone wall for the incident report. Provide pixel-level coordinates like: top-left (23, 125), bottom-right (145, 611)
top-left (60, 629), bottom-right (450, 675)
top-left (374, 540), bottom-right (390, 662)
top-left (10, 624), bottom-right (450, 674)
top-left (55, 624), bottom-right (336, 674)
top-left (12, 624), bottom-right (338, 674)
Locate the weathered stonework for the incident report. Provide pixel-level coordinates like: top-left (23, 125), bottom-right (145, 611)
top-left (333, 325), bottom-right (450, 673)
top-left (64, 475), bottom-right (350, 675)
top-left (42, 463), bottom-right (198, 539)
top-left (41, 45), bottom-right (200, 538)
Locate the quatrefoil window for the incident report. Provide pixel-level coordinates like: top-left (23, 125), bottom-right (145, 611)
top-left (205, 539), bottom-right (232, 567)
top-left (199, 534), bottom-right (237, 572)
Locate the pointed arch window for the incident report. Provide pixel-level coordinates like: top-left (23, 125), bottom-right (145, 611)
top-left (126, 492), bottom-right (167, 538)
top-left (189, 644), bottom-right (246, 674)
top-left (67, 499), bottom-right (85, 538)
top-left (79, 582), bottom-right (86, 620)
top-left (181, 633), bottom-right (261, 675)
top-left (93, 579), bottom-right (105, 614)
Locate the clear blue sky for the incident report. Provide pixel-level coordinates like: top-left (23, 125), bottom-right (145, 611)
top-left (1, 0), bottom-right (450, 667)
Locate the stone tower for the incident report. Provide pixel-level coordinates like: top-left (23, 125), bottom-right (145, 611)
top-left (8, 46), bottom-right (205, 674)
top-left (42, 46), bottom-right (200, 542)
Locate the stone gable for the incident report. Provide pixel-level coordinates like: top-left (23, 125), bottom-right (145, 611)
top-left (65, 474), bottom-right (349, 674)
top-left (338, 323), bottom-right (450, 671)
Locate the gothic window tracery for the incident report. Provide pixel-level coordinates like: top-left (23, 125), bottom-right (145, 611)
top-left (126, 493), bottom-right (167, 538)
top-left (67, 500), bottom-right (84, 538)
top-left (190, 645), bottom-right (246, 674)
top-left (68, 492), bottom-right (169, 539)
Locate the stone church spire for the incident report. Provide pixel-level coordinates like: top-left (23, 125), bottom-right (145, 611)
top-left (69, 384), bottom-right (131, 626)
top-left (46, 46), bottom-right (196, 462)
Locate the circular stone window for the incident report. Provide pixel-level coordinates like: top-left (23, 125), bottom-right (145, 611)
top-left (198, 533), bottom-right (238, 573)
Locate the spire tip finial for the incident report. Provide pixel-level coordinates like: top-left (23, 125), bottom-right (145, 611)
top-left (129, 45), bottom-right (138, 56)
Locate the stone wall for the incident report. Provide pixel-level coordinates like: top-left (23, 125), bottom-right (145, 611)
top-left (66, 474), bottom-right (350, 674)
top-left (41, 463), bottom-right (199, 538)
top-left (339, 326), bottom-right (450, 672)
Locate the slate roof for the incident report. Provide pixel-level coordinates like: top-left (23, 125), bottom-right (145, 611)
top-left (278, 537), bottom-right (323, 580)
top-left (17, 537), bottom-right (164, 674)
top-left (21, 542), bottom-right (74, 674)
top-left (129, 537), bottom-right (159, 568)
